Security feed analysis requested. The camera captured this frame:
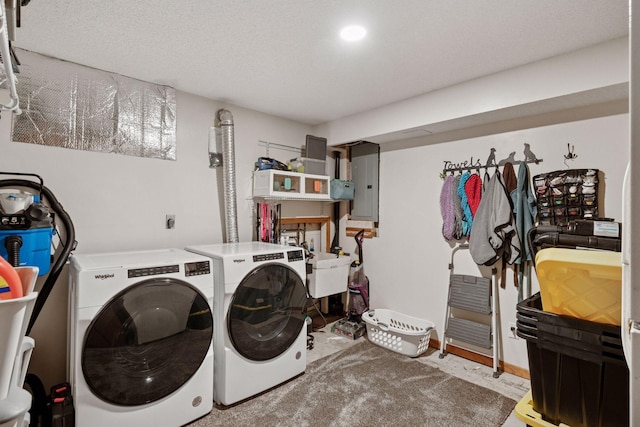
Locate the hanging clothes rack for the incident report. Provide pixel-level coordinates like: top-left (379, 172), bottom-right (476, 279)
top-left (0, 0), bottom-right (20, 115)
top-left (440, 144), bottom-right (542, 178)
top-left (258, 140), bottom-right (302, 157)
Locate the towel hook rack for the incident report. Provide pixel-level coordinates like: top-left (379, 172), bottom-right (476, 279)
top-left (440, 144), bottom-right (543, 178)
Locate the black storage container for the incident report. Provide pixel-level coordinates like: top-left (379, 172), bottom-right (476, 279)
top-left (516, 293), bottom-right (629, 427)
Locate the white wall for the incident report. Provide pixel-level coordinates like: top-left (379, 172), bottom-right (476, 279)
top-left (0, 90), bottom-right (315, 389)
top-left (362, 113), bottom-right (628, 370)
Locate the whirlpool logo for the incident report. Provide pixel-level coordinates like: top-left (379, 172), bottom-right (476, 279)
top-left (232, 258), bottom-right (246, 263)
top-left (94, 273), bottom-right (115, 280)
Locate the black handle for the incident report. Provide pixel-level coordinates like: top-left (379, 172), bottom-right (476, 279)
top-left (0, 171), bottom-right (44, 199)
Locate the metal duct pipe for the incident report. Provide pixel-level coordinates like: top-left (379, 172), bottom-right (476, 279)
top-left (216, 109), bottom-right (238, 243)
top-left (330, 150), bottom-right (341, 252)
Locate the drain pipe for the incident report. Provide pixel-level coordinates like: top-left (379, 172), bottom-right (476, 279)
top-left (330, 150), bottom-right (341, 252)
top-left (216, 109), bottom-right (239, 243)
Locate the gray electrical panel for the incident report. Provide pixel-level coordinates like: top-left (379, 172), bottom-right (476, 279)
top-left (350, 142), bottom-right (379, 221)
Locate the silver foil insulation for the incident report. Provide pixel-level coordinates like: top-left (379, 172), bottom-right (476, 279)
top-left (11, 49), bottom-right (177, 160)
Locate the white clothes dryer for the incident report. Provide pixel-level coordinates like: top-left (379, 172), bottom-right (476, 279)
top-left (68, 248), bottom-right (214, 427)
top-left (185, 242), bottom-right (307, 406)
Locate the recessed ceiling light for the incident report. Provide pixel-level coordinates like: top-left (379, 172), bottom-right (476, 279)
top-left (340, 25), bottom-right (367, 42)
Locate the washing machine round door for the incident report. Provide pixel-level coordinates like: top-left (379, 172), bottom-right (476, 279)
top-left (82, 278), bottom-right (213, 406)
top-left (228, 263), bottom-right (307, 361)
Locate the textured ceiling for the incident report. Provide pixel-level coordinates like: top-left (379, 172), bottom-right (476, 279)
top-left (13, 0), bottom-right (629, 125)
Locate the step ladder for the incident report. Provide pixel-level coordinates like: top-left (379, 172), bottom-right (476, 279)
top-left (439, 244), bottom-right (500, 378)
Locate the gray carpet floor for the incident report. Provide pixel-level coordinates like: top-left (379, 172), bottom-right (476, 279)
top-left (188, 340), bottom-right (517, 426)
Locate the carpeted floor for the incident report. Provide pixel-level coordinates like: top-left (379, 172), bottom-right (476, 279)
top-left (188, 340), bottom-right (517, 426)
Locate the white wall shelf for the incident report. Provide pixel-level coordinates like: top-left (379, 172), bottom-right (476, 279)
top-left (253, 170), bottom-right (331, 201)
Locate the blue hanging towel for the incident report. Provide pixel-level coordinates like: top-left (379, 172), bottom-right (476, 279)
top-left (457, 172), bottom-right (473, 237)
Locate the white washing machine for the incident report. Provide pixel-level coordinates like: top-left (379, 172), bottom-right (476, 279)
top-left (68, 248), bottom-right (214, 427)
top-left (185, 242), bottom-right (308, 406)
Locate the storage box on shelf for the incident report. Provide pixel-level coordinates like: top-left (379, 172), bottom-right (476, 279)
top-left (253, 170), bottom-right (331, 200)
top-left (289, 157), bottom-right (326, 176)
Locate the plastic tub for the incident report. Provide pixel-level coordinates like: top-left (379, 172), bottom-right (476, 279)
top-left (516, 293), bottom-right (628, 427)
top-left (535, 248), bottom-right (621, 325)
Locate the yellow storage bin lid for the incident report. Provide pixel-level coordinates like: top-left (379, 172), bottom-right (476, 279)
top-left (535, 248), bottom-right (622, 326)
top-left (515, 391), bottom-right (572, 427)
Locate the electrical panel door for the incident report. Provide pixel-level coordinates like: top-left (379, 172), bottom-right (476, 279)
top-left (350, 142), bottom-right (379, 222)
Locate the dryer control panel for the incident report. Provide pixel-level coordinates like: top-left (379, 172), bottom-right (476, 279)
top-left (253, 252), bottom-right (284, 262)
top-left (251, 250), bottom-right (304, 263)
top-left (184, 261), bottom-right (211, 276)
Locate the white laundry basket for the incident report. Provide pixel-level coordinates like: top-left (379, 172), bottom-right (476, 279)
top-left (362, 309), bottom-right (434, 357)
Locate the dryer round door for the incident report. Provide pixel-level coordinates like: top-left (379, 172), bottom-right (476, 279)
top-left (228, 263), bottom-right (307, 361)
top-left (81, 278), bottom-right (213, 406)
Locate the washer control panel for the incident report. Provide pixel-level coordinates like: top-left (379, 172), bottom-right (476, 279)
top-left (128, 264), bottom-right (179, 278)
top-left (287, 250), bottom-right (304, 262)
top-left (126, 260), bottom-right (211, 278)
